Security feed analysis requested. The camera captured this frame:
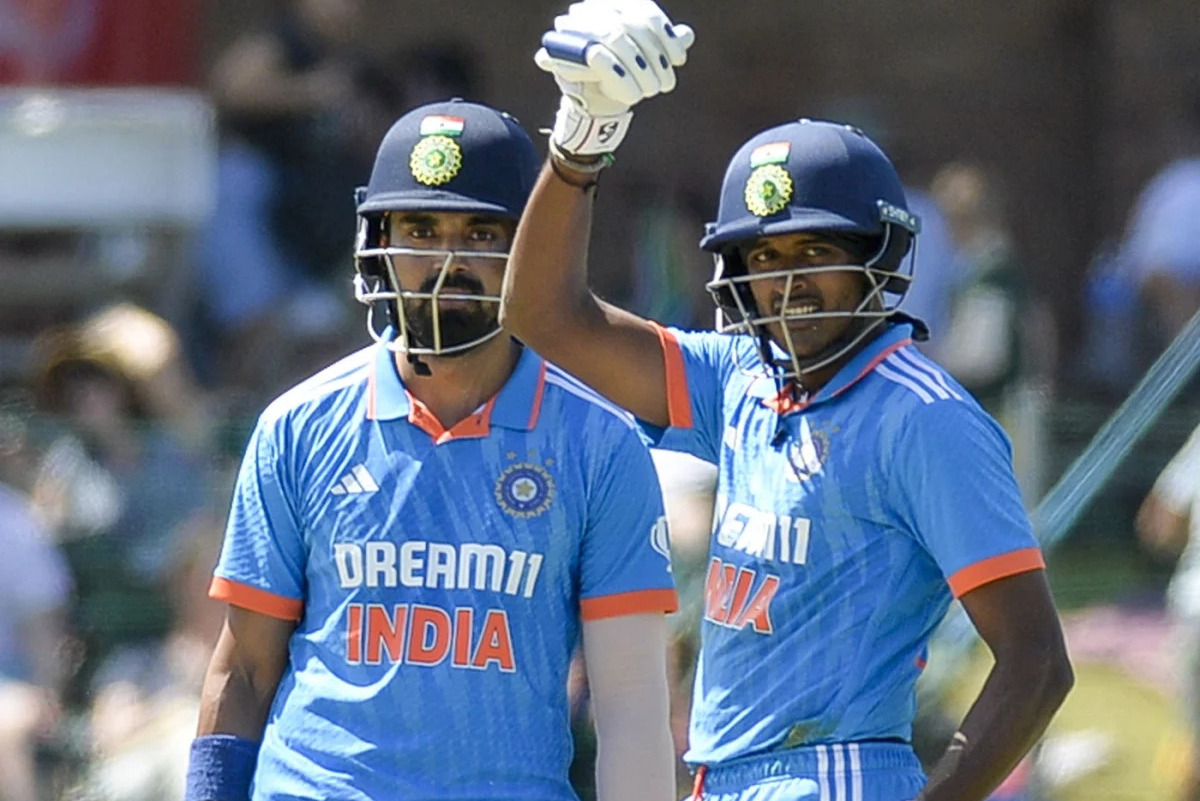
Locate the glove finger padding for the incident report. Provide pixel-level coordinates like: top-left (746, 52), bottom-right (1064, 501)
top-left (590, 35), bottom-right (664, 102)
top-left (537, 0), bottom-right (694, 156)
top-left (611, 13), bottom-right (678, 94)
top-left (608, 0), bottom-right (692, 68)
top-left (657, 22), bottom-right (694, 65)
top-left (544, 0), bottom-right (693, 103)
top-left (534, 45), bottom-right (642, 116)
top-left (554, 3), bottom-right (660, 102)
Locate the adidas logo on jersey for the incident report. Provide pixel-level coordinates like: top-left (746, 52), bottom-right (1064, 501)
top-left (330, 464), bottom-right (380, 495)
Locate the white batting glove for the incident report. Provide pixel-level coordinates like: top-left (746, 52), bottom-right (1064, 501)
top-left (536, 0), bottom-right (695, 157)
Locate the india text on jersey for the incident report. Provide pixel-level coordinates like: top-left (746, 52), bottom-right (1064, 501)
top-left (344, 604), bottom-right (515, 671)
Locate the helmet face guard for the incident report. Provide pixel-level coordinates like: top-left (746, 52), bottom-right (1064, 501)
top-left (351, 99), bottom-right (538, 357)
top-left (354, 217), bottom-right (507, 356)
top-left (700, 120), bottom-right (922, 383)
top-left (706, 207), bottom-right (918, 382)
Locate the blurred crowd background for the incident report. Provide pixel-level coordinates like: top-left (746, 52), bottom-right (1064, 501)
top-left (2, 0), bottom-right (1200, 799)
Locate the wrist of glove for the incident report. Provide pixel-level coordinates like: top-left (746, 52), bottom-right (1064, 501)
top-left (549, 95), bottom-right (633, 156)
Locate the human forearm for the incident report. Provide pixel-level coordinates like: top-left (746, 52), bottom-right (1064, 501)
top-left (502, 157), bottom-right (673, 425)
top-left (593, 689), bottom-right (676, 801)
top-left (918, 647), bottom-right (1073, 801)
top-left (196, 613), bottom-right (292, 739)
top-left (502, 158), bottom-right (603, 342)
top-left (584, 614), bottom-right (677, 801)
top-left (196, 667), bottom-right (273, 740)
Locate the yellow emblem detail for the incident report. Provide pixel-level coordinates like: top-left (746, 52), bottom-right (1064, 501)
top-left (494, 462), bottom-right (556, 519)
top-left (410, 135), bottom-right (463, 186)
top-left (744, 164), bottom-right (793, 217)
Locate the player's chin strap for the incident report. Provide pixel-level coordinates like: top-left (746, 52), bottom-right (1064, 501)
top-left (406, 352), bottom-right (432, 377)
top-left (888, 309), bottom-right (931, 342)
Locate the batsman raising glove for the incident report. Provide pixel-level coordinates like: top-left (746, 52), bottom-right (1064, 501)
top-left (536, 0), bottom-right (694, 159)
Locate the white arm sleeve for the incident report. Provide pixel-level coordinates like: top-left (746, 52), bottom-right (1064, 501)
top-left (582, 612), bottom-right (676, 801)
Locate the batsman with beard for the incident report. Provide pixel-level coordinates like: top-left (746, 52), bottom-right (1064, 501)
top-left (185, 99), bottom-right (679, 801)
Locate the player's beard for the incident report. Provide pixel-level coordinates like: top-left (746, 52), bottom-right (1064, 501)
top-left (401, 272), bottom-right (498, 355)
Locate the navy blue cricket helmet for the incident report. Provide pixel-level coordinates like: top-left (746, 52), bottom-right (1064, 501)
top-left (701, 119), bottom-right (923, 382)
top-left (353, 99), bottom-right (540, 356)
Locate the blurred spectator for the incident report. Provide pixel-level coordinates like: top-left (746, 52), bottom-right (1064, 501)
top-left (630, 192), bottom-right (714, 330)
top-left (193, 0), bottom-right (393, 400)
top-left (897, 185), bottom-right (960, 345)
top-left (1079, 93), bottom-right (1200, 399)
top-left (928, 161), bottom-right (1028, 412)
top-left (71, 512), bottom-right (225, 801)
top-left (1122, 152), bottom-right (1200, 357)
top-left (207, 0), bottom-right (376, 283)
top-left (0, 475), bottom-right (72, 801)
top-left (1136, 421), bottom-right (1200, 801)
top-left (28, 304), bottom-right (212, 702)
top-left (1137, 422), bottom-right (1200, 796)
top-left (929, 162), bottom-right (1053, 501)
top-left (1075, 240), bottom-right (1144, 398)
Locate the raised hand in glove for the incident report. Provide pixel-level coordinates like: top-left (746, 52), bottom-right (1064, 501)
top-left (536, 0), bottom-right (694, 158)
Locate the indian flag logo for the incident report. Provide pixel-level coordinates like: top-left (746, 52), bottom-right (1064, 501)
top-left (750, 141), bottom-right (790, 167)
top-left (420, 115), bottom-right (465, 137)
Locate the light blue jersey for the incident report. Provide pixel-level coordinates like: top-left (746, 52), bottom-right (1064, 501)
top-left (212, 342), bottom-right (677, 801)
top-left (648, 322), bottom-right (1044, 767)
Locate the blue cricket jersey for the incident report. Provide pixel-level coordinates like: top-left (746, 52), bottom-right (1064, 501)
top-left (647, 322), bottom-right (1044, 765)
top-left (211, 342), bottom-right (677, 801)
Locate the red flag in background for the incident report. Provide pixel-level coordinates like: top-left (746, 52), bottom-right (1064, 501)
top-left (0, 0), bottom-right (200, 86)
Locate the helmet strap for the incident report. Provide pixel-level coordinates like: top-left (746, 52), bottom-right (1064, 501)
top-left (886, 310), bottom-right (930, 342)
top-left (406, 351), bottom-right (432, 376)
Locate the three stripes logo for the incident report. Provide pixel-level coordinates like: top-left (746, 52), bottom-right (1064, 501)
top-left (330, 464), bottom-right (380, 496)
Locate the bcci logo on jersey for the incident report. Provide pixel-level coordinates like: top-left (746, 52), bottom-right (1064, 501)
top-left (495, 461), bottom-right (555, 519)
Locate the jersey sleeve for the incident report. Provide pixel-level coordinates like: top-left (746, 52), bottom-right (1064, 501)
top-left (210, 415), bottom-right (307, 621)
top-left (579, 424), bottom-right (678, 621)
top-left (641, 325), bottom-right (733, 464)
top-left (890, 400), bottom-right (1044, 599)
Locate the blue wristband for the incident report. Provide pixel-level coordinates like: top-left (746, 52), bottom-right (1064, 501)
top-left (185, 734), bottom-right (259, 801)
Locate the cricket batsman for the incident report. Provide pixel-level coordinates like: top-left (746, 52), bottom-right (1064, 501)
top-left (184, 99), bottom-right (679, 801)
top-left (501, 2), bottom-right (1075, 799)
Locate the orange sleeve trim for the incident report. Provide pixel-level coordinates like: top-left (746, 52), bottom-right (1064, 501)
top-left (210, 577), bottom-right (304, 621)
top-left (652, 323), bottom-right (694, 429)
top-left (947, 547), bottom-right (1046, 598)
top-left (580, 588), bottom-right (679, 621)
